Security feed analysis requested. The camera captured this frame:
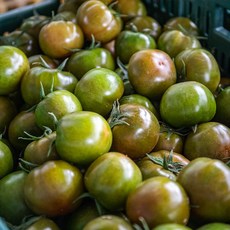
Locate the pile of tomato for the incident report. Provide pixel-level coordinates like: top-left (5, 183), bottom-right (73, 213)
top-left (0, 0), bottom-right (230, 229)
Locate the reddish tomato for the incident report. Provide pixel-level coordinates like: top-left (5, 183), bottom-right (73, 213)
top-left (128, 49), bottom-right (177, 101)
top-left (108, 103), bottom-right (160, 159)
top-left (126, 176), bottom-right (190, 228)
top-left (177, 157), bottom-right (230, 223)
top-left (39, 20), bottom-right (84, 59)
top-left (23, 160), bottom-right (84, 217)
top-left (76, 0), bottom-right (122, 43)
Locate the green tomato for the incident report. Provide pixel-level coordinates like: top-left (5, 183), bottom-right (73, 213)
top-left (35, 89), bottom-right (82, 131)
top-left (84, 152), bottom-right (142, 211)
top-left (74, 68), bottom-right (124, 117)
top-left (0, 170), bottom-right (33, 225)
top-left (55, 111), bottom-right (112, 166)
top-left (0, 46), bottom-right (29, 95)
top-left (160, 81), bottom-right (216, 128)
top-left (152, 223), bottom-right (192, 230)
top-left (197, 222), bottom-right (230, 230)
top-left (0, 140), bottom-right (14, 179)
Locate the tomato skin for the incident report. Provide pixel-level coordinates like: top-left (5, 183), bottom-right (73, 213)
top-left (153, 223), bottom-right (192, 230)
top-left (0, 46), bottom-right (29, 95)
top-left (26, 217), bottom-right (60, 230)
top-left (160, 81), bottom-right (216, 128)
top-left (8, 110), bottom-right (43, 151)
top-left (177, 157), bottom-right (230, 223)
top-left (0, 140), bottom-right (14, 179)
top-left (115, 30), bottom-right (156, 64)
top-left (0, 170), bottom-right (33, 225)
top-left (197, 222), bottom-right (230, 230)
top-left (84, 152), bottom-right (142, 211)
top-left (125, 15), bottom-right (162, 40)
top-left (163, 17), bottom-right (199, 36)
top-left (83, 215), bottom-right (133, 230)
top-left (108, 103), bottom-right (160, 159)
top-left (23, 160), bottom-right (84, 217)
top-left (20, 66), bottom-right (78, 106)
top-left (126, 176), bottom-right (190, 228)
top-left (128, 49), bottom-right (177, 101)
top-left (55, 111), bottom-right (112, 166)
top-left (175, 48), bottom-right (220, 92)
top-left (35, 89), bottom-right (82, 131)
top-left (0, 96), bottom-right (17, 134)
top-left (74, 68), bottom-right (124, 117)
top-left (23, 131), bottom-right (59, 165)
top-left (214, 86), bottom-right (230, 127)
top-left (76, 0), bottom-right (122, 43)
top-left (183, 122), bottom-right (230, 162)
top-left (66, 47), bottom-right (115, 80)
top-left (39, 20), bottom-right (84, 59)
top-left (157, 30), bottom-right (201, 58)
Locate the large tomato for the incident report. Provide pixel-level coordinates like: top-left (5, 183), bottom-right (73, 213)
top-left (174, 48), bottom-right (220, 92)
top-left (84, 152), bottom-right (142, 211)
top-left (183, 122), bottom-right (230, 162)
top-left (55, 111), bottom-right (112, 166)
top-left (108, 103), bottom-right (160, 159)
top-left (0, 46), bottom-right (29, 95)
top-left (76, 0), bottom-right (122, 43)
top-left (177, 157), bottom-right (230, 223)
top-left (39, 20), bottom-right (84, 59)
top-left (128, 49), bottom-right (177, 101)
top-left (126, 176), bottom-right (190, 228)
top-left (160, 81), bottom-right (216, 128)
top-left (74, 67), bottom-right (124, 117)
top-left (23, 160), bottom-right (84, 217)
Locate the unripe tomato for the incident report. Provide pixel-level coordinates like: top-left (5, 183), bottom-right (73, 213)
top-left (0, 46), bottom-right (29, 95)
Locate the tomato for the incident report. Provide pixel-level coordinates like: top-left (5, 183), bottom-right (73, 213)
top-left (0, 30), bottom-right (40, 57)
top-left (74, 68), bottom-right (124, 117)
top-left (20, 65), bottom-right (78, 106)
top-left (125, 15), bottom-right (162, 40)
top-left (174, 48), bottom-right (221, 92)
top-left (0, 96), bottom-right (17, 134)
top-left (115, 30), bottom-right (156, 64)
top-left (197, 222), bottom-right (230, 230)
top-left (8, 110), bottom-right (43, 151)
top-left (66, 199), bottom-right (99, 230)
top-left (66, 47), bottom-right (115, 80)
top-left (108, 103), bottom-right (160, 159)
top-left (163, 17), bottom-right (199, 36)
top-left (183, 122), bottom-right (230, 162)
top-left (20, 15), bottom-right (50, 40)
top-left (76, 0), bottom-right (122, 43)
top-left (153, 223), bottom-right (192, 230)
top-left (57, 0), bottom-right (85, 14)
top-left (125, 176), bottom-right (190, 228)
top-left (114, 0), bottom-right (147, 19)
top-left (119, 93), bottom-right (159, 119)
top-left (55, 111), bottom-right (112, 166)
top-left (128, 49), bottom-right (177, 101)
top-left (214, 86), bottom-right (230, 127)
top-left (84, 152), bottom-right (142, 211)
top-left (160, 81), bottom-right (216, 128)
top-left (0, 140), bottom-right (14, 179)
top-left (35, 89), bottom-right (82, 131)
top-left (28, 54), bottom-right (58, 69)
top-left (153, 128), bottom-right (184, 154)
top-left (0, 46), bottom-right (29, 95)
top-left (157, 30), bottom-right (201, 58)
top-left (23, 160), bottom-right (84, 217)
top-left (25, 217), bottom-right (60, 230)
top-left (23, 131), bottom-right (59, 165)
top-left (0, 170), bottom-right (33, 225)
top-left (83, 215), bottom-right (133, 230)
top-left (53, 11), bottom-right (77, 24)
top-left (177, 157), bottom-right (230, 223)
top-left (39, 20), bottom-right (84, 59)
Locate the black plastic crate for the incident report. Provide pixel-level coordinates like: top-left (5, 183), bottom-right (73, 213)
top-left (0, 0), bottom-right (59, 35)
top-left (143, 0), bottom-right (230, 75)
